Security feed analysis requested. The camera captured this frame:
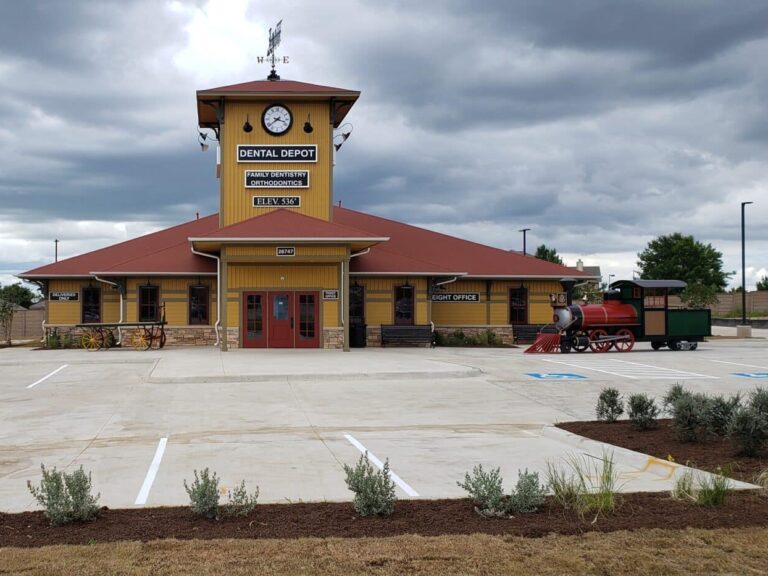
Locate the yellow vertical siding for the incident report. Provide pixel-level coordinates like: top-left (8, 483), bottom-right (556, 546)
top-left (227, 264), bottom-right (338, 290)
top-left (220, 101), bottom-right (333, 226)
top-left (349, 276), bottom-right (428, 325)
top-left (47, 280), bottom-right (84, 324)
top-left (124, 278), bottom-right (217, 326)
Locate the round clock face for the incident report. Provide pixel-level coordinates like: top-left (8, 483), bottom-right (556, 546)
top-left (262, 104), bottom-right (292, 135)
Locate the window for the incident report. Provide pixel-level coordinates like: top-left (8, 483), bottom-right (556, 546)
top-left (298, 294), bottom-right (316, 339)
top-left (189, 285), bottom-right (209, 325)
top-left (246, 294), bottom-right (263, 339)
top-left (394, 285), bottom-right (414, 325)
top-left (509, 287), bottom-right (528, 324)
top-left (349, 285), bottom-right (365, 325)
top-left (139, 285), bottom-right (159, 322)
top-left (82, 286), bottom-right (101, 324)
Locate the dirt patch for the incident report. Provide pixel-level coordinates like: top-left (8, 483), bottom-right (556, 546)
top-left (2, 492), bottom-right (768, 548)
top-left (557, 419), bottom-right (768, 483)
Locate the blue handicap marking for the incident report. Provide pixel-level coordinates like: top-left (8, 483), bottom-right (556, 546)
top-left (733, 372), bottom-right (768, 379)
top-left (527, 372), bottom-right (587, 380)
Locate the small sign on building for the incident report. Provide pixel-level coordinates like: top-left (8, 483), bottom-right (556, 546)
top-left (431, 293), bottom-right (480, 302)
top-left (245, 170), bottom-right (309, 188)
top-left (238, 145), bottom-right (318, 163)
top-left (276, 247), bottom-right (295, 257)
top-left (50, 291), bottom-right (79, 301)
top-left (322, 290), bottom-right (339, 300)
top-left (253, 196), bottom-right (301, 208)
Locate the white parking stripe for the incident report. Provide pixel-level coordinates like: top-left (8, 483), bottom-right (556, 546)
top-left (135, 437), bottom-right (168, 505)
top-left (541, 358), bottom-right (717, 380)
top-left (27, 364), bottom-right (68, 389)
top-left (343, 434), bottom-right (419, 497)
top-left (710, 359), bottom-right (768, 370)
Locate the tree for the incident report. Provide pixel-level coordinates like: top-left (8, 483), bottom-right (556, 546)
top-left (637, 233), bottom-right (731, 291)
top-left (534, 244), bottom-right (563, 265)
top-left (757, 276), bottom-right (768, 291)
top-left (679, 283), bottom-right (720, 309)
top-left (0, 283), bottom-right (37, 309)
top-left (0, 299), bottom-right (14, 346)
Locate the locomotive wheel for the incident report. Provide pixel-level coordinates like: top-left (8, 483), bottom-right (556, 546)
top-left (651, 341), bottom-right (664, 351)
top-left (572, 331), bottom-right (589, 353)
top-left (588, 329), bottom-right (612, 353)
top-left (689, 342), bottom-right (698, 351)
top-left (614, 329), bottom-right (635, 352)
top-left (668, 339), bottom-right (681, 351)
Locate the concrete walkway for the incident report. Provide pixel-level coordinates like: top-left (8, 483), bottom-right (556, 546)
top-left (147, 347), bottom-right (482, 383)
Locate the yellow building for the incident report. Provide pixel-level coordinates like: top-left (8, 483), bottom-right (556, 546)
top-left (20, 74), bottom-right (594, 350)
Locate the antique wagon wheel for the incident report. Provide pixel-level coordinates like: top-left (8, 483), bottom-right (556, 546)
top-left (132, 331), bottom-right (151, 351)
top-left (614, 328), bottom-right (635, 352)
top-left (81, 329), bottom-right (103, 351)
top-left (103, 329), bottom-right (116, 349)
top-left (588, 329), bottom-right (612, 353)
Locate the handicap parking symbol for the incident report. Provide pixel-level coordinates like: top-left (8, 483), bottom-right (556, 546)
top-left (527, 373), bottom-right (587, 380)
top-left (733, 372), bottom-right (768, 379)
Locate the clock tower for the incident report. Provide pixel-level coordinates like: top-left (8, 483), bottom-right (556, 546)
top-left (196, 78), bottom-right (360, 227)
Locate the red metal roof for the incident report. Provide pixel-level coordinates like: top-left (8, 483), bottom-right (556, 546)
top-left (190, 209), bottom-right (386, 242)
top-left (19, 215), bottom-right (220, 278)
top-left (334, 207), bottom-right (594, 279)
top-left (20, 208), bottom-right (594, 280)
top-left (197, 79), bottom-right (360, 129)
top-left (198, 79), bottom-right (359, 95)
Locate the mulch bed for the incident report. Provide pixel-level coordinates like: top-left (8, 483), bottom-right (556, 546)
top-left (2, 492), bottom-right (768, 548)
top-left (557, 419), bottom-right (768, 483)
top-left (3, 419), bottom-right (766, 548)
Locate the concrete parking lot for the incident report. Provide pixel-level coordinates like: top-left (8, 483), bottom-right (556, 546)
top-left (1, 334), bottom-right (766, 512)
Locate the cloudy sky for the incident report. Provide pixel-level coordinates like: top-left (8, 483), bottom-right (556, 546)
top-left (1, 0), bottom-right (767, 290)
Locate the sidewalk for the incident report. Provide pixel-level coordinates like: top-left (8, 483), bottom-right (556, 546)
top-left (147, 347), bottom-right (482, 383)
top-left (710, 325), bottom-right (768, 338)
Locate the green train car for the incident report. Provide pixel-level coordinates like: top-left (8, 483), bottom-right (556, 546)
top-left (551, 279), bottom-right (712, 352)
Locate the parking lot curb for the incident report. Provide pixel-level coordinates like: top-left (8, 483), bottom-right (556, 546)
top-left (145, 367), bottom-right (483, 384)
top-left (542, 425), bottom-right (758, 490)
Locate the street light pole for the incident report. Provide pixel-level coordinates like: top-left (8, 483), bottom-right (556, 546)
top-left (608, 274), bottom-right (615, 289)
top-left (519, 228), bottom-right (531, 256)
top-left (741, 201), bottom-right (753, 326)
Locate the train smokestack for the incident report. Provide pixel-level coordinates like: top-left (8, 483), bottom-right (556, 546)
top-left (560, 277), bottom-right (577, 306)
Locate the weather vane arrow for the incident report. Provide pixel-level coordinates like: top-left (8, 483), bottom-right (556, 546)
top-left (265, 19), bottom-right (287, 80)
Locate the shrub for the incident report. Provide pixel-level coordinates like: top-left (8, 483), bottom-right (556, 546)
top-left (749, 387), bottom-right (768, 414)
top-left (184, 468), bottom-right (220, 520)
top-left (670, 470), bottom-right (696, 501)
top-left (671, 467), bottom-right (731, 506)
top-left (47, 332), bottom-right (60, 349)
top-left (224, 480), bottom-right (259, 517)
top-left (457, 464), bottom-right (506, 517)
top-left (697, 467), bottom-right (731, 506)
top-left (727, 407), bottom-right (768, 456)
top-left (508, 469), bottom-right (547, 514)
top-left (344, 452), bottom-right (396, 516)
top-left (27, 464), bottom-right (100, 526)
top-left (546, 451), bottom-right (620, 519)
top-left (596, 388), bottom-right (624, 423)
top-left (627, 393), bottom-right (659, 430)
top-left (663, 383), bottom-right (689, 415)
top-left (704, 394), bottom-right (741, 437)
top-left (671, 392), bottom-right (710, 442)
top-left (545, 461), bottom-right (582, 510)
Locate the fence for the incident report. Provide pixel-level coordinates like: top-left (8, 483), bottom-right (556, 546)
top-left (668, 291), bottom-right (768, 317)
top-left (8, 309), bottom-right (45, 340)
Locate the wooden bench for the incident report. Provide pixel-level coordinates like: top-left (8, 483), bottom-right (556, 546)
top-left (381, 324), bottom-right (435, 347)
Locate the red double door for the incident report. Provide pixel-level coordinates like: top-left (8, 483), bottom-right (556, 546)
top-left (242, 291), bottom-right (319, 348)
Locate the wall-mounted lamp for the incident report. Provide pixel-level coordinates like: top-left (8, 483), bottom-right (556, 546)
top-left (303, 114), bottom-right (313, 134)
top-left (198, 132), bottom-right (209, 152)
top-left (333, 123), bottom-right (353, 152)
top-left (243, 115), bottom-right (253, 133)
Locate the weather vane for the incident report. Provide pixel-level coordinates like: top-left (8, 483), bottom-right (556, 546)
top-left (266, 20), bottom-right (285, 80)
